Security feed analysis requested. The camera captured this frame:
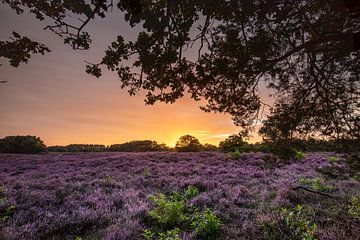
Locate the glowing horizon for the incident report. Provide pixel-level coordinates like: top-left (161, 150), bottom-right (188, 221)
top-left (0, 5), bottom-right (264, 147)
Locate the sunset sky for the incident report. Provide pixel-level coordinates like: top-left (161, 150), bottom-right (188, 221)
top-left (0, 4), bottom-right (266, 147)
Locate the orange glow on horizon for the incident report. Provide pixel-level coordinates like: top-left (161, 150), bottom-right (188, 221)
top-left (0, 7), bottom-right (265, 147)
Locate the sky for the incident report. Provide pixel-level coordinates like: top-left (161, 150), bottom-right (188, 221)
top-left (0, 4), bottom-right (264, 147)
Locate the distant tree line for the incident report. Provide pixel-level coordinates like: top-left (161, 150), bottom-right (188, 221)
top-left (0, 135), bottom-right (220, 154)
top-left (1, 134), bottom-right (358, 155)
top-left (107, 140), bottom-right (169, 152)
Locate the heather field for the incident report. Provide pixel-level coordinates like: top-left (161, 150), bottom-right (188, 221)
top-left (0, 152), bottom-right (359, 240)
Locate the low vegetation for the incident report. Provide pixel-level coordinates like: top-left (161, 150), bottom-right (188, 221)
top-left (0, 152), bottom-right (359, 239)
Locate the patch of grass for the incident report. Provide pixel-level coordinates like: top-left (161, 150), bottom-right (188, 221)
top-left (148, 193), bottom-right (188, 228)
top-left (348, 193), bottom-right (360, 220)
top-left (295, 151), bottom-right (305, 160)
top-left (191, 208), bottom-right (221, 240)
top-left (145, 186), bottom-right (221, 239)
top-left (327, 156), bottom-right (338, 163)
top-left (298, 177), bottom-right (335, 192)
top-left (261, 205), bottom-right (317, 240)
top-left (229, 148), bottom-right (241, 159)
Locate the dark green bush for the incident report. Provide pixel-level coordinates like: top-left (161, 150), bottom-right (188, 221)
top-left (0, 135), bottom-right (46, 154)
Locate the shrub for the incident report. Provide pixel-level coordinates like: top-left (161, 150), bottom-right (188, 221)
top-left (145, 187), bottom-right (221, 239)
top-left (298, 177), bottom-right (334, 192)
top-left (229, 148), bottom-right (241, 159)
top-left (262, 205), bottom-right (317, 240)
top-left (348, 193), bottom-right (360, 220)
top-left (175, 135), bottom-right (202, 152)
top-left (191, 209), bottom-right (221, 239)
top-left (143, 228), bottom-right (181, 240)
top-left (142, 228), bottom-right (155, 239)
top-left (157, 228), bottom-right (181, 240)
top-left (183, 186), bottom-right (199, 200)
top-left (327, 156), bottom-right (338, 163)
top-left (280, 205), bottom-right (317, 240)
top-left (0, 184), bottom-right (16, 223)
top-left (0, 135), bottom-right (46, 154)
top-left (148, 193), bottom-right (188, 227)
top-left (295, 151), bottom-right (305, 160)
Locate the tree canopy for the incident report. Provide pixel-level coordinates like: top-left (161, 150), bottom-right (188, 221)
top-left (175, 135), bottom-right (202, 152)
top-left (1, 0), bottom-right (359, 139)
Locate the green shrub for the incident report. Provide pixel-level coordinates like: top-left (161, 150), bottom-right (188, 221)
top-left (0, 135), bottom-right (46, 154)
top-left (146, 187), bottom-right (220, 239)
top-left (295, 151), bottom-right (305, 160)
top-left (229, 148), bottom-right (241, 159)
top-left (262, 205), bottom-right (317, 240)
top-left (148, 193), bottom-right (188, 227)
top-left (0, 184), bottom-right (16, 222)
top-left (327, 156), bottom-right (338, 163)
top-left (158, 228), bottom-right (181, 240)
top-left (298, 177), bottom-right (334, 192)
top-left (142, 228), bottom-right (155, 239)
top-left (183, 186), bottom-right (199, 200)
top-left (191, 209), bottom-right (221, 239)
top-left (280, 205), bottom-right (317, 240)
top-left (348, 193), bottom-right (360, 220)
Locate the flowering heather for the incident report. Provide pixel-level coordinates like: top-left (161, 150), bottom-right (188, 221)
top-left (0, 152), bottom-right (359, 239)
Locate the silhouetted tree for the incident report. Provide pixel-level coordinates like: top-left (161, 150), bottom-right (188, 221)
top-left (0, 135), bottom-right (46, 154)
top-left (108, 140), bottom-right (168, 152)
top-left (1, 0), bottom-right (359, 138)
top-left (219, 134), bottom-right (248, 153)
top-left (201, 143), bottom-right (218, 151)
top-left (175, 135), bottom-right (202, 152)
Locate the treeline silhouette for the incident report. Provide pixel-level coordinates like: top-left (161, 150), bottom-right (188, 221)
top-left (0, 135), bottom-right (358, 156)
top-left (47, 141), bottom-right (169, 152)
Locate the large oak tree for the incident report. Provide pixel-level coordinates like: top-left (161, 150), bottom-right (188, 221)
top-left (1, 0), bottom-right (359, 139)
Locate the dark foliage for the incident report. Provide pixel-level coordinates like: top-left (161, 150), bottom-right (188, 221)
top-left (175, 135), bottom-right (202, 152)
top-left (0, 32), bottom-right (50, 67)
top-left (2, 0), bottom-right (359, 139)
top-left (0, 135), bottom-right (46, 154)
top-left (108, 140), bottom-right (168, 152)
top-left (47, 144), bottom-right (107, 152)
top-left (201, 143), bottom-right (218, 152)
top-left (219, 134), bottom-right (249, 153)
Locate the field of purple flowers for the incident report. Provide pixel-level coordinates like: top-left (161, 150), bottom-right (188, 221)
top-left (0, 152), bottom-right (359, 240)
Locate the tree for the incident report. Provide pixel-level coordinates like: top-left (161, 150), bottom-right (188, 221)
top-left (219, 134), bottom-right (248, 152)
top-left (0, 135), bottom-right (46, 154)
top-left (1, 0), bottom-right (359, 138)
top-left (175, 135), bottom-right (202, 152)
top-left (201, 143), bottom-right (218, 151)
